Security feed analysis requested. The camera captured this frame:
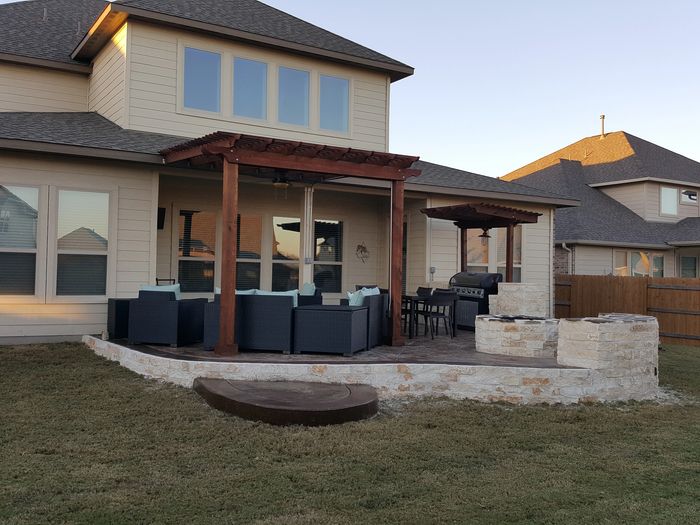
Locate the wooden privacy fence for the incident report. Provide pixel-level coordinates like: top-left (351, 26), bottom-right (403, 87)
top-left (555, 274), bottom-right (700, 346)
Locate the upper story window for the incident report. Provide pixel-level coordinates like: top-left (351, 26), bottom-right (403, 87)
top-left (320, 75), bottom-right (349, 132)
top-left (681, 189), bottom-right (698, 205)
top-left (233, 58), bottom-right (267, 120)
top-left (184, 47), bottom-right (221, 113)
top-left (278, 66), bottom-right (310, 127)
top-left (660, 187), bottom-right (678, 216)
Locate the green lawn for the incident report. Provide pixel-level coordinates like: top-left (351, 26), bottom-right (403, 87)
top-left (1, 344), bottom-right (698, 525)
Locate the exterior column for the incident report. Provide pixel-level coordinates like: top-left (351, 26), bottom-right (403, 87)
top-left (460, 228), bottom-right (466, 272)
top-left (301, 185), bottom-right (315, 285)
top-left (216, 159), bottom-right (239, 356)
top-left (390, 179), bottom-right (405, 346)
top-left (505, 223), bottom-right (514, 282)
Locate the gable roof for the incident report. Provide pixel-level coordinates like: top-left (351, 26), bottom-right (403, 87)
top-left (503, 130), bottom-right (700, 186)
top-left (0, 0), bottom-right (106, 71)
top-left (0, 0), bottom-right (412, 80)
top-left (0, 112), bottom-right (576, 208)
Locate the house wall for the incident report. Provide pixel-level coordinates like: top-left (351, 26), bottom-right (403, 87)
top-left (123, 22), bottom-right (389, 151)
top-left (645, 182), bottom-right (700, 223)
top-left (156, 176), bottom-right (389, 300)
top-left (405, 197), bottom-right (429, 293)
top-left (0, 62), bottom-right (89, 112)
top-left (599, 182), bottom-right (647, 218)
top-left (572, 245), bottom-right (614, 275)
top-left (88, 24), bottom-right (128, 126)
top-left (0, 153), bottom-right (157, 341)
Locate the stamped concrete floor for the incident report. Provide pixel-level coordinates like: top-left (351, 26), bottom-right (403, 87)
top-left (114, 330), bottom-right (565, 369)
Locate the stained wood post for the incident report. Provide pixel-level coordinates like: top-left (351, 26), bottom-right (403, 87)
top-left (505, 223), bottom-right (514, 282)
top-left (460, 228), bottom-right (466, 272)
top-left (216, 159), bottom-right (239, 356)
top-left (390, 179), bottom-right (405, 346)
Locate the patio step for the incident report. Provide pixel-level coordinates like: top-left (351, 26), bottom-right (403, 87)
top-left (193, 378), bottom-right (378, 426)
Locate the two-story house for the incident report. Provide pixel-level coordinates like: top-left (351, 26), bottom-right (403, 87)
top-left (503, 130), bottom-right (700, 278)
top-left (0, 0), bottom-right (576, 345)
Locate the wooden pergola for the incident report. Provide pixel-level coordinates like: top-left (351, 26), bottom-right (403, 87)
top-left (421, 202), bottom-right (542, 282)
top-left (161, 132), bottom-right (420, 356)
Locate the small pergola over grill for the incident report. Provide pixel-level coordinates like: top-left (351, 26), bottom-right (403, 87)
top-left (161, 132), bottom-right (420, 356)
top-left (421, 202), bottom-right (542, 282)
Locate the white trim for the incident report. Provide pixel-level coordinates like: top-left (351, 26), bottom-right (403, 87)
top-left (589, 177), bottom-right (700, 190)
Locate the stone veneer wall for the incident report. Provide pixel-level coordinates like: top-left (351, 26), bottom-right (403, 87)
top-left (489, 283), bottom-right (549, 318)
top-left (475, 316), bottom-right (559, 358)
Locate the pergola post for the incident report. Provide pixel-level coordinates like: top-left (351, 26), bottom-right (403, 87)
top-left (390, 179), bottom-right (405, 346)
top-left (505, 223), bottom-right (514, 282)
top-left (215, 159), bottom-right (239, 356)
top-left (460, 228), bottom-right (466, 272)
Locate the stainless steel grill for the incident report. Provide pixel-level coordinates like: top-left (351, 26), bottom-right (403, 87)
top-left (449, 272), bottom-right (502, 330)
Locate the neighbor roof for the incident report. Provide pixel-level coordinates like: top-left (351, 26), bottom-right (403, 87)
top-left (0, 112), bottom-right (576, 208)
top-left (506, 157), bottom-right (699, 247)
top-left (503, 130), bottom-right (700, 186)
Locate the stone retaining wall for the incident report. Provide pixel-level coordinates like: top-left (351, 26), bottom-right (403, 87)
top-left (475, 315), bottom-right (558, 358)
top-left (489, 283), bottom-right (549, 318)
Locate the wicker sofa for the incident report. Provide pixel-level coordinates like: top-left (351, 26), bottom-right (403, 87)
top-left (204, 293), bottom-right (320, 353)
top-left (127, 290), bottom-right (207, 347)
top-left (340, 293), bottom-right (389, 348)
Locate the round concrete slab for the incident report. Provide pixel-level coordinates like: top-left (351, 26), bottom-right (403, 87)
top-left (193, 378), bottom-right (379, 426)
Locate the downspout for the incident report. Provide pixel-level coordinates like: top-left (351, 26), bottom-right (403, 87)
top-left (562, 242), bottom-right (573, 274)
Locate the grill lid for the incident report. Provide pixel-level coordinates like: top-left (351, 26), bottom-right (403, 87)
top-left (449, 272), bottom-right (503, 290)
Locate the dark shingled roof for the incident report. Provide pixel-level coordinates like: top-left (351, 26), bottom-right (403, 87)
top-left (0, 0), bottom-right (410, 73)
top-left (0, 112), bottom-right (575, 206)
top-left (113, 0), bottom-right (410, 69)
top-left (507, 156), bottom-right (700, 247)
top-left (410, 160), bottom-right (575, 203)
top-left (0, 0), bottom-right (106, 65)
top-left (0, 111), bottom-right (186, 154)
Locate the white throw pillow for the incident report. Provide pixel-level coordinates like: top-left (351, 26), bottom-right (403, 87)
top-left (300, 282), bottom-right (317, 296)
top-left (347, 290), bottom-right (365, 306)
top-left (235, 289), bottom-right (257, 295)
top-left (360, 286), bottom-right (381, 296)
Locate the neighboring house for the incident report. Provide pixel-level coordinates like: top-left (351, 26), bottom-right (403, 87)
top-left (0, 0), bottom-right (576, 342)
top-left (503, 131), bottom-right (700, 278)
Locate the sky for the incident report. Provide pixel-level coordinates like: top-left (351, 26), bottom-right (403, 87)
top-left (3, 0), bottom-right (699, 177)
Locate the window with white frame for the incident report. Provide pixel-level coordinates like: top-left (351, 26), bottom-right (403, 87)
top-left (178, 210), bottom-right (216, 293)
top-left (278, 67), bottom-right (310, 127)
top-left (463, 226), bottom-right (522, 280)
top-left (56, 190), bottom-right (109, 296)
top-left (681, 189), bottom-right (698, 205)
top-left (660, 187), bottom-right (678, 216)
top-left (0, 185), bottom-right (39, 295)
top-left (313, 219), bottom-right (343, 293)
top-left (680, 256), bottom-right (698, 278)
top-left (237, 214), bottom-right (262, 289)
top-left (272, 216), bottom-right (300, 291)
top-left (319, 75), bottom-right (349, 132)
top-left (614, 250), bottom-right (664, 277)
top-left (183, 47), bottom-right (221, 112)
top-left (233, 57), bottom-right (267, 120)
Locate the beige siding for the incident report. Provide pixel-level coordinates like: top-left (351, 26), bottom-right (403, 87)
top-left (600, 182), bottom-right (647, 218)
top-left (0, 153), bottom-right (157, 339)
top-left (573, 245), bottom-right (614, 275)
top-left (126, 22), bottom-right (388, 150)
top-left (406, 198), bottom-right (428, 292)
top-left (521, 207), bottom-right (554, 308)
top-left (0, 63), bottom-right (88, 112)
top-left (88, 24), bottom-right (128, 126)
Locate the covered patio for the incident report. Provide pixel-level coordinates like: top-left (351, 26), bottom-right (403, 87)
top-left (161, 132), bottom-right (420, 356)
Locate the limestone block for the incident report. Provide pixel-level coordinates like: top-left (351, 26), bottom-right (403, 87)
top-left (475, 315), bottom-right (559, 358)
top-left (489, 283), bottom-right (549, 318)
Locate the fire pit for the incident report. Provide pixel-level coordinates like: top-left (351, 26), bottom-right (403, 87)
top-left (475, 314), bottom-right (559, 358)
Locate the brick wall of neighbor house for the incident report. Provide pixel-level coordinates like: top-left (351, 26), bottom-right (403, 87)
top-left (0, 63), bottom-right (89, 112)
top-left (88, 24), bottom-right (128, 127)
top-left (554, 246), bottom-right (571, 274)
top-left (123, 22), bottom-right (389, 151)
top-left (0, 153), bottom-right (157, 341)
top-left (156, 175), bottom-right (389, 300)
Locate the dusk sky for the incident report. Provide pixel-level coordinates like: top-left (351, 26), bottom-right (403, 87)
top-left (3, 0), bottom-right (699, 176)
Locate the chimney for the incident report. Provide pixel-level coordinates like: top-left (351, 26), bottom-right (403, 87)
top-left (42, 7), bottom-right (47, 21)
top-left (600, 114), bottom-right (606, 139)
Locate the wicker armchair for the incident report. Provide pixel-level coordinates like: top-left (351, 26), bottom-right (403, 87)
top-left (127, 290), bottom-right (207, 347)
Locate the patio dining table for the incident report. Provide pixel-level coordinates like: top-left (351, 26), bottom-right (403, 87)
top-left (404, 294), bottom-right (458, 339)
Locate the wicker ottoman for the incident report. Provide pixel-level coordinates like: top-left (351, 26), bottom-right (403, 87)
top-left (294, 305), bottom-right (369, 356)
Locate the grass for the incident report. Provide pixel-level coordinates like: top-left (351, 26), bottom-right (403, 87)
top-left (0, 344), bottom-right (698, 525)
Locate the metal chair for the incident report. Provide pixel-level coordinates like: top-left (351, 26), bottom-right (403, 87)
top-left (423, 291), bottom-right (457, 339)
